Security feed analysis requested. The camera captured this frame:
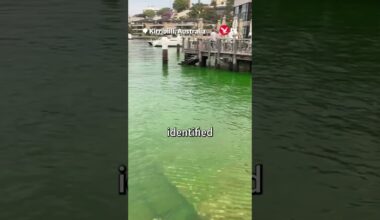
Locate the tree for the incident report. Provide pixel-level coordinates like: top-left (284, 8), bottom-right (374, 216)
top-left (202, 8), bottom-right (218, 23)
top-left (143, 9), bottom-right (155, 18)
top-left (135, 13), bottom-right (145, 18)
top-left (173, 0), bottom-right (188, 12)
top-left (225, 0), bottom-right (234, 16)
top-left (211, 0), bottom-right (217, 8)
top-left (157, 7), bottom-right (171, 16)
top-left (188, 3), bottom-right (206, 19)
top-left (189, 3), bottom-right (217, 23)
top-left (157, 7), bottom-right (172, 20)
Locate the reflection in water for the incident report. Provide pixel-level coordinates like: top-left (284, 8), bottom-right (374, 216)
top-left (162, 65), bottom-right (169, 76)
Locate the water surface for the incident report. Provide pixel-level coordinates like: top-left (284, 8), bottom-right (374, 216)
top-left (253, 0), bottom-right (380, 219)
top-left (128, 40), bottom-right (252, 220)
top-left (0, 0), bottom-right (127, 219)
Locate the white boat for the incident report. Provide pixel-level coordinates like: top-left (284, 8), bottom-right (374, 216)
top-left (148, 36), bottom-right (182, 47)
top-left (128, 34), bottom-right (132, 39)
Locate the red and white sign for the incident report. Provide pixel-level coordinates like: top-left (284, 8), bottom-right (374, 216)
top-left (219, 24), bottom-right (231, 36)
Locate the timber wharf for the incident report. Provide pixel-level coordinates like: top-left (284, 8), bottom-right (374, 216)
top-left (181, 37), bottom-right (252, 72)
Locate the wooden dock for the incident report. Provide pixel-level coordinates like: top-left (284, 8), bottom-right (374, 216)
top-left (182, 37), bottom-right (252, 72)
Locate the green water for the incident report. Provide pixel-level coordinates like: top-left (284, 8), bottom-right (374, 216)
top-left (2, 0), bottom-right (379, 219)
top-left (253, 0), bottom-right (380, 219)
top-left (0, 0), bottom-right (127, 219)
top-left (128, 40), bottom-right (252, 219)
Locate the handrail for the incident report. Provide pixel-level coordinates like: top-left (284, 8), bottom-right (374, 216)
top-left (183, 37), bottom-right (251, 55)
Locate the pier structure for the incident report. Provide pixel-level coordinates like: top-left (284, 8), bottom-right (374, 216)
top-left (181, 37), bottom-right (252, 72)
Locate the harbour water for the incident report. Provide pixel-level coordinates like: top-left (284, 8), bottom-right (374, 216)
top-left (128, 40), bottom-right (252, 219)
top-left (1, 0), bottom-right (379, 219)
top-left (253, 0), bottom-right (380, 219)
top-left (0, 0), bottom-right (127, 219)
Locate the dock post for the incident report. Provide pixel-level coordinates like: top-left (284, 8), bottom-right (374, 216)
top-left (162, 37), bottom-right (168, 65)
top-left (216, 39), bottom-right (221, 69)
top-left (232, 39), bottom-right (238, 71)
top-left (207, 40), bottom-right (211, 67)
top-left (182, 37), bottom-right (185, 52)
top-left (177, 44), bottom-right (180, 55)
top-left (198, 38), bottom-right (202, 66)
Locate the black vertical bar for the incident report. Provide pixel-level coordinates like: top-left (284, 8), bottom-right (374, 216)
top-left (119, 165), bottom-right (127, 195)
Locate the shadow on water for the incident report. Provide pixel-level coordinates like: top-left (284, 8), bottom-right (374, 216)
top-left (129, 162), bottom-right (203, 220)
top-left (163, 65), bottom-right (169, 77)
top-left (253, 0), bottom-right (380, 219)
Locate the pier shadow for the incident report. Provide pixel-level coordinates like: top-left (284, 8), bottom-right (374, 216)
top-left (128, 163), bottom-right (202, 220)
top-left (162, 65), bottom-right (169, 77)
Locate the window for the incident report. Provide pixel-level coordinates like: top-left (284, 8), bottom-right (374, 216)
top-left (235, 7), bottom-right (239, 15)
top-left (244, 27), bottom-right (249, 38)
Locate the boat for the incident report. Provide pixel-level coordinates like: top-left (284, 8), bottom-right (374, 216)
top-left (128, 33), bottom-right (132, 40)
top-left (148, 36), bottom-right (182, 47)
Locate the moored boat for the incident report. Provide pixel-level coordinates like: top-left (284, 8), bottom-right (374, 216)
top-left (148, 36), bottom-right (182, 47)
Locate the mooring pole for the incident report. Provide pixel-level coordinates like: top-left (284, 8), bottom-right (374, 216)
top-left (182, 37), bottom-right (185, 52)
top-left (162, 36), bottom-right (168, 64)
top-left (216, 39), bottom-right (221, 69)
top-left (233, 39), bottom-right (238, 71)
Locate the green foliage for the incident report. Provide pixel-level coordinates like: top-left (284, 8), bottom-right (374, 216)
top-left (173, 0), bottom-right (189, 12)
top-left (157, 7), bottom-right (171, 16)
top-left (203, 8), bottom-right (218, 23)
top-left (188, 3), bottom-right (205, 19)
top-left (189, 3), bottom-right (217, 23)
top-left (225, 0), bottom-right (234, 16)
top-left (143, 9), bottom-right (156, 18)
top-left (135, 14), bottom-right (145, 18)
top-left (226, 0), bottom-right (234, 8)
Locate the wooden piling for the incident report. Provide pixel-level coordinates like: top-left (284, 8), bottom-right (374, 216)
top-left (197, 39), bottom-right (202, 66)
top-left (200, 56), bottom-right (207, 67)
top-left (182, 37), bottom-right (185, 52)
top-left (207, 41), bottom-right (211, 66)
top-left (232, 39), bottom-right (238, 71)
top-left (163, 50), bottom-right (168, 64)
top-left (216, 39), bottom-right (221, 69)
top-left (162, 37), bottom-right (168, 64)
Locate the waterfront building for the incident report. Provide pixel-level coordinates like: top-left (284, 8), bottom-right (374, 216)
top-left (234, 0), bottom-right (252, 38)
top-left (129, 18), bottom-right (200, 35)
top-left (173, 9), bottom-right (191, 20)
top-left (129, 16), bottom-right (146, 34)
